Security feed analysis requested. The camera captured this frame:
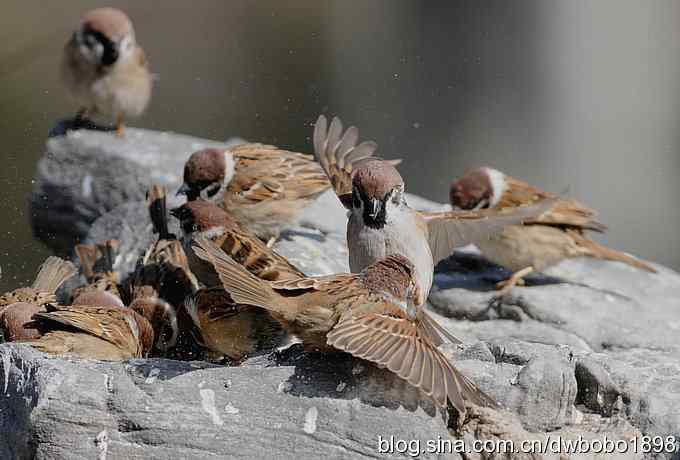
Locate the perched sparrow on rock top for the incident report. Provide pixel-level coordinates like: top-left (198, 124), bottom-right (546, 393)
top-left (177, 143), bottom-right (331, 241)
top-left (313, 115), bottom-right (557, 304)
top-left (171, 200), bottom-right (300, 360)
top-left (0, 257), bottom-right (76, 342)
top-left (450, 167), bottom-right (656, 289)
top-left (194, 237), bottom-right (496, 416)
top-left (61, 7), bottom-right (152, 136)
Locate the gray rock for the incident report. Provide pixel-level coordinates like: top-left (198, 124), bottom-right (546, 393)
top-left (0, 344), bottom-right (452, 460)
top-left (20, 127), bottom-right (680, 459)
top-left (429, 252), bottom-right (680, 353)
top-left (31, 128), bottom-right (227, 255)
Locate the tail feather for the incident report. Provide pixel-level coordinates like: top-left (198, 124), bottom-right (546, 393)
top-left (569, 230), bottom-right (657, 273)
top-left (96, 240), bottom-right (120, 275)
top-left (32, 257), bottom-right (77, 293)
top-left (147, 184), bottom-right (172, 240)
top-left (192, 237), bottom-right (281, 312)
top-left (75, 244), bottom-right (97, 281)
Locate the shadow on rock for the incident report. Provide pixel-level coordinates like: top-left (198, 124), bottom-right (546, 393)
top-left (268, 344), bottom-right (446, 419)
top-left (434, 251), bottom-right (566, 292)
top-left (48, 117), bottom-right (115, 138)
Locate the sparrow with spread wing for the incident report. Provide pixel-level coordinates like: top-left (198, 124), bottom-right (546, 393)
top-left (313, 115), bottom-right (556, 303)
top-left (193, 236), bottom-right (497, 418)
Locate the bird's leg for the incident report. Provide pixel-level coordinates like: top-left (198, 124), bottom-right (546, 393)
top-left (115, 114), bottom-right (125, 137)
top-left (75, 107), bottom-right (89, 122)
top-left (266, 237), bottom-right (277, 248)
top-left (496, 266), bottom-right (534, 296)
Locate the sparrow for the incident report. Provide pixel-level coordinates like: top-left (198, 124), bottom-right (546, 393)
top-left (31, 252), bottom-right (182, 360)
top-left (143, 184), bottom-right (199, 307)
top-left (170, 200), bottom-right (300, 360)
top-left (194, 237), bottom-right (496, 417)
top-left (176, 144), bottom-right (331, 241)
top-left (0, 257), bottom-right (77, 342)
top-left (184, 287), bottom-right (286, 362)
top-left (170, 200), bottom-right (305, 287)
top-left (449, 167), bottom-right (657, 289)
top-left (136, 184), bottom-right (199, 357)
top-left (71, 239), bottom-right (123, 306)
top-left (61, 7), bottom-right (152, 136)
top-left (313, 115), bottom-right (557, 304)
top-left (25, 303), bottom-right (155, 361)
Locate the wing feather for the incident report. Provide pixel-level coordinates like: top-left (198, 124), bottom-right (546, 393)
top-left (327, 312), bottom-right (494, 414)
top-left (422, 197), bottom-right (559, 265)
top-left (228, 144), bottom-right (329, 203)
top-left (312, 115), bottom-right (379, 207)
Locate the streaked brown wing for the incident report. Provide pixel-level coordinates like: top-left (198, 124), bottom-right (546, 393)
top-left (499, 176), bottom-right (606, 232)
top-left (269, 272), bottom-right (359, 294)
top-left (421, 197), bottom-right (559, 265)
top-left (144, 238), bottom-right (199, 301)
top-left (219, 227), bottom-right (305, 281)
top-left (32, 305), bottom-right (139, 352)
top-left (229, 143), bottom-right (330, 202)
top-left (327, 310), bottom-right (495, 413)
top-left (313, 115), bottom-right (378, 208)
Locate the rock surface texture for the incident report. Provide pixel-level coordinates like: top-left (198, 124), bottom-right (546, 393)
top-left (4, 127), bottom-right (676, 459)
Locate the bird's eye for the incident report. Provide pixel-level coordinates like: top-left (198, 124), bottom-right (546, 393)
top-left (391, 186), bottom-right (403, 205)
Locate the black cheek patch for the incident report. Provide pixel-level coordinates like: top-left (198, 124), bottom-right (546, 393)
top-left (83, 27), bottom-right (119, 67)
top-left (362, 201), bottom-right (387, 229)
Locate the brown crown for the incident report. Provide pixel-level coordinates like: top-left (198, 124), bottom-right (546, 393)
top-left (449, 167), bottom-right (493, 210)
top-left (82, 8), bottom-right (133, 41)
top-left (183, 149), bottom-right (226, 185)
top-left (171, 200), bottom-right (238, 233)
top-left (351, 159), bottom-right (404, 200)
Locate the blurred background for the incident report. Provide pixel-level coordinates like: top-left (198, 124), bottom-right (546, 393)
top-left (2, 1), bottom-right (679, 291)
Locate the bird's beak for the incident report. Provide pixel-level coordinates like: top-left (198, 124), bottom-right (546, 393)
top-left (367, 198), bottom-right (382, 219)
top-left (176, 183), bottom-right (190, 196)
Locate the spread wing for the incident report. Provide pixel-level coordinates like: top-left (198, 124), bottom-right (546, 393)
top-left (327, 309), bottom-right (496, 412)
top-left (228, 143), bottom-right (330, 203)
top-left (312, 115), bottom-right (379, 207)
top-left (498, 176), bottom-right (606, 232)
top-left (422, 198), bottom-right (559, 265)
